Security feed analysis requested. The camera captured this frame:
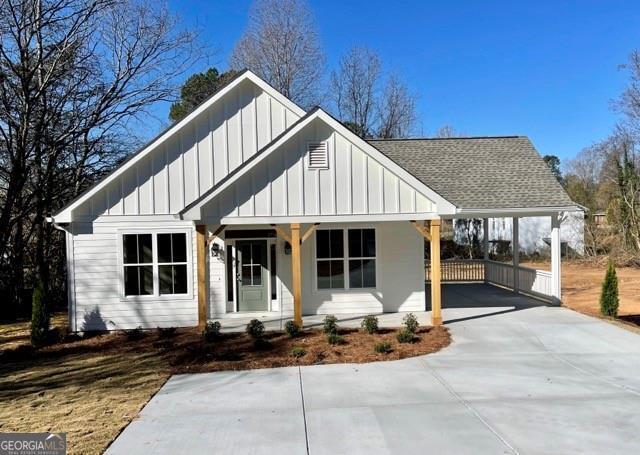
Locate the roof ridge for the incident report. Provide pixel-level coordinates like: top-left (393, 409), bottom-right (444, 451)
top-left (367, 135), bottom-right (525, 141)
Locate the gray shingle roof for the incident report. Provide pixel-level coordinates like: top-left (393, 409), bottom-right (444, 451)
top-left (368, 136), bottom-right (576, 210)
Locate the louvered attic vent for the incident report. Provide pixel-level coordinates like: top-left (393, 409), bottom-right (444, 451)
top-left (307, 141), bottom-right (328, 169)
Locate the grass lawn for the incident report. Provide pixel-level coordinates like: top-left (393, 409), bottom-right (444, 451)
top-left (0, 317), bottom-right (449, 454)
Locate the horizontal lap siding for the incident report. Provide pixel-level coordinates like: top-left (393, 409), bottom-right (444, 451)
top-left (282, 221), bottom-right (424, 315)
top-left (71, 220), bottom-right (198, 330)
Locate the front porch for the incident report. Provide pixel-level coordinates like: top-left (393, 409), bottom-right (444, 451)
top-left (208, 283), bottom-right (545, 332)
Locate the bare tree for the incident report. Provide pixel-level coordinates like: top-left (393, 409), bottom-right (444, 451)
top-left (376, 74), bottom-right (416, 139)
top-left (230, 0), bottom-right (324, 108)
top-left (330, 46), bottom-right (418, 139)
top-left (434, 124), bottom-right (461, 138)
top-left (330, 46), bottom-right (380, 138)
top-left (0, 0), bottom-right (200, 326)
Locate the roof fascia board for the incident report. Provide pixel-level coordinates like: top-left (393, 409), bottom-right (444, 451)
top-left (52, 70), bottom-right (305, 223)
top-left (447, 205), bottom-right (584, 218)
top-left (204, 212), bottom-right (441, 225)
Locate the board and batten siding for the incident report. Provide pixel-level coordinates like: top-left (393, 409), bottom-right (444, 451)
top-left (207, 221), bottom-right (425, 316)
top-left (73, 79), bottom-right (301, 220)
top-left (201, 118), bottom-right (435, 222)
top-left (70, 218), bottom-right (198, 331)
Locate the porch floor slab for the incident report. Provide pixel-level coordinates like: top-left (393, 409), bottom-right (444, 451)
top-left (107, 284), bottom-right (640, 454)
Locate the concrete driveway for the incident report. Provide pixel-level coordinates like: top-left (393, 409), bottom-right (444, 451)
top-left (107, 285), bottom-right (640, 454)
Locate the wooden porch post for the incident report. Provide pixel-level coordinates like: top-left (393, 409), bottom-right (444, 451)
top-left (551, 213), bottom-right (562, 303)
top-left (512, 216), bottom-right (519, 293)
top-left (291, 223), bottom-right (302, 326)
top-left (429, 220), bottom-right (442, 326)
top-left (196, 225), bottom-right (207, 330)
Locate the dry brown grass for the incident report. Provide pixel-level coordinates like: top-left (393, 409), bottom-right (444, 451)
top-left (0, 318), bottom-right (449, 454)
top-left (522, 260), bottom-right (640, 326)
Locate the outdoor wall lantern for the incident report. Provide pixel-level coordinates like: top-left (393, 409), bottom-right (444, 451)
top-left (211, 243), bottom-right (221, 257)
top-left (284, 241), bottom-right (291, 255)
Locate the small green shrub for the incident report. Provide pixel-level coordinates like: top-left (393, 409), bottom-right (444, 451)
top-left (284, 320), bottom-right (301, 337)
top-left (323, 315), bottom-right (339, 334)
top-left (600, 262), bottom-right (619, 317)
top-left (374, 341), bottom-right (392, 354)
top-left (157, 327), bottom-right (177, 339)
top-left (361, 314), bottom-right (379, 334)
top-left (246, 319), bottom-right (265, 339)
top-left (403, 313), bottom-right (419, 333)
top-left (327, 333), bottom-right (345, 345)
top-left (30, 280), bottom-right (49, 348)
top-left (396, 328), bottom-right (416, 343)
top-left (203, 321), bottom-right (222, 342)
top-left (291, 346), bottom-right (307, 358)
top-left (125, 326), bottom-right (145, 341)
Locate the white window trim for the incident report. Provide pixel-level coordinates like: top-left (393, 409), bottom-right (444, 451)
top-left (312, 225), bottom-right (379, 293)
top-left (117, 228), bottom-right (194, 302)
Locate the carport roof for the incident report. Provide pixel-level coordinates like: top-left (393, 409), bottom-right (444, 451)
top-left (368, 136), bottom-right (579, 212)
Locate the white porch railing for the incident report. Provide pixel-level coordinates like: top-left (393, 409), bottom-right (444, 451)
top-left (426, 259), bottom-right (554, 302)
top-left (425, 259), bottom-right (485, 282)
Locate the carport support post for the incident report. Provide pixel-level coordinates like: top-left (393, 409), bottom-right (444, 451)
top-left (551, 213), bottom-right (562, 303)
top-left (291, 223), bottom-right (302, 327)
top-left (429, 219), bottom-right (442, 326)
top-left (512, 217), bottom-right (519, 293)
top-left (196, 225), bottom-right (207, 330)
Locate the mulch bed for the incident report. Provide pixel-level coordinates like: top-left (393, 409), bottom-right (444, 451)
top-left (1, 324), bottom-right (451, 374)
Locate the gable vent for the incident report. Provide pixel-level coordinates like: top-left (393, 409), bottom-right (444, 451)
top-left (307, 141), bottom-right (328, 169)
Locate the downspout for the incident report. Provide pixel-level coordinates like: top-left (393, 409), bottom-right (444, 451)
top-left (47, 217), bottom-right (76, 332)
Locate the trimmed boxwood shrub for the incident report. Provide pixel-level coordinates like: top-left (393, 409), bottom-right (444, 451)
top-left (203, 321), bottom-right (222, 342)
top-left (374, 341), bottom-right (392, 354)
top-left (361, 315), bottom-right (379, 334)
top-left (600, 262), bottom-right (619, 317)
top-left (246, 319), bottom-right (265, 339)
top-left (396, 328), bottom-right (415, 343)
top-left (403, 313), bottom-right (419, 333)
top-left (284, 320), bottom-right (301, 338)
top-left (323, 315), bottom-right (339, 335)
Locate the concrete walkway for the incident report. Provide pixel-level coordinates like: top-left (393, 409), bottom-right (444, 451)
top-left (107, 285), bottom-right (640, 454)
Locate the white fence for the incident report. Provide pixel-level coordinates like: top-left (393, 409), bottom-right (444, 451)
top-left (427, 259), bottom-right (554, 302)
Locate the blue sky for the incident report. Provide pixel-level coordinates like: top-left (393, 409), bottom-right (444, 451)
top-left (164, 0), bottom-right (640, 168)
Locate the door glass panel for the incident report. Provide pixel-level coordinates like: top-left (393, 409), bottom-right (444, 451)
top-left (242, 265), bottom-right (252, 286)
top-left (252, 265), bottom-right (262, 285)
top-left (270, 244), bottom-right (276, 300)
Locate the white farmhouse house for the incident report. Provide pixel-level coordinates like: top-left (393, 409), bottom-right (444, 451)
top-left (49, 70), bottom-right (581, 332)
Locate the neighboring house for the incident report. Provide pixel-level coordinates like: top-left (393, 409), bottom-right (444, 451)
top-left (49, 70), bottom-right (581, 332)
